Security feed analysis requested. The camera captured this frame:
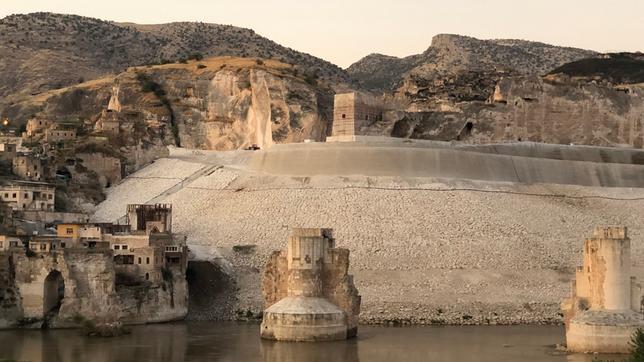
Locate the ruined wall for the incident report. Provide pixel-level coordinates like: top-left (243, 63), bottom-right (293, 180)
top-left (262, 229), bottom-right (361, 332)
top-left (3, 248), bottom-right (187, 329)
top-left (77, 153), bottom-right (122, 188)
top-left (0, 252), bottom-right (21, 328)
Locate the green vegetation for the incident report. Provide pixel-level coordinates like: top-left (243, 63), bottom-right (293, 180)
top-left (136, 73), bottom-right (166, 98)
top-left (136, 73), bottom-right (180, 146)
top-left (161, 267), bottom-right (173, 282)
top-left (629, 328), bottom-right (644, 362)
top-left (550, 53), bottom-right (644, 84)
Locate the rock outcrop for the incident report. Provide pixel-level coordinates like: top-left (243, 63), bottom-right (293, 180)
top-left (347, 34), bottom-right (596, 93)
top-left (7, 57), bottom-right (332, 152)
top-left (384, 75), bottom-right (644, 148)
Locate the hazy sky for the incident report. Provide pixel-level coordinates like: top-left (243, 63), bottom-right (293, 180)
top-left (2, 0), bottom-right (643, 68)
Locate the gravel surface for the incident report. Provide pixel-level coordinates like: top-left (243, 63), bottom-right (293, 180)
top-left (92, 153), bottom-right (644, 325)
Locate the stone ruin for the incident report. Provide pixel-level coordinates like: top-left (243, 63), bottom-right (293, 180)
top-left (562, 226), bottom-right (644, 353)
top-left (260, 228), bottom-right (361, 341)
top-left (327, 92), bottom-right (383, 142)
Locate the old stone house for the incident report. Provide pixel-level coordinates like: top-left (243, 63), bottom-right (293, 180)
top-left (12, 154), bottom-right (44, 181)
top-left (0, 181), bottom-right (55, 211)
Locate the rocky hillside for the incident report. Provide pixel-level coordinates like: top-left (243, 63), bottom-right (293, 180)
top-left (7, 56), bottom-right (333, 152)
top-left (347, 34), bottom-right (597, 95)
top-left (0, 12), bottom-right (350, 110)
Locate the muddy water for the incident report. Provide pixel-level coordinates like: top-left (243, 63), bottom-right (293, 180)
top-left (0, 322), bottom-right (625, 362)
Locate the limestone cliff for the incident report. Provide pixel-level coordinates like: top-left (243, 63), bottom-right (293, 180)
top-left (383, 75), bottom-right (644, 148)
top-left (7, 57), bottom-right (332, 152)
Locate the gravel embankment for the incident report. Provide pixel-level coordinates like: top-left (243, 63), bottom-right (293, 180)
top-left (93, 155), bottom-right (644, 325)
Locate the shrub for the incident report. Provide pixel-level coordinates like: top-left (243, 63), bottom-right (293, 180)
top-left (189, 52), bottom-right (204, 61)
top-left (629, 328), bottom-right (644, 362)
top-left (197, 64), bottom-right (207, 69)
top-left (255, 59), bottom-right (264, 66)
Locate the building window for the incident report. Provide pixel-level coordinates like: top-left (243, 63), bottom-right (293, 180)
top-left (12, 193), bottom-right (16, 198)
top-left (342, 114), bottom-right (346, 119)
top-left (122, 245), bottom-right (128, 251)
top-left (4, 193), bottom-right (7, 198)
top-left (61, 242), bottom-right (66, 248)
top-left (24, 193), bottom-right (28, 198)
top-left (66, 228), bottom-right (73, 234)
top-left (145, 273), bottom-right (149, 280)
top-left (48, 194), bottom-right (52, 200)
top-left (146, 257), bottom-right (150, 264)
top-left (138, 257), bottom-right (142, 264)
top-left (114, 245), bottom-right (120, 250)
top-left (40, 244), bottom-right (46, 250)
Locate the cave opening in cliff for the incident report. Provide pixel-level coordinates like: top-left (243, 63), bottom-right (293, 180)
top-left (43, 270), bottom-right (64, 317)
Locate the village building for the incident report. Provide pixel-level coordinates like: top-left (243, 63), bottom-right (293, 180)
top-left (327, 92), bottom-right (383, 142)
top-left (0, 235), bottom-right (21, 251)
top-left (23, 118), bottom-right (54, 138)
top-left (0, 181), bottom-right (55, 211)
top-left (0, 143), bottom-right (17, 161)
top-left (12, 154), bottom-right (44, 181)
top-left (44, 129), bottom-right (76, 143)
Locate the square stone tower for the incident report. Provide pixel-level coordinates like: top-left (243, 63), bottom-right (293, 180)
top-left (329, 92), bottom-right (383, 141)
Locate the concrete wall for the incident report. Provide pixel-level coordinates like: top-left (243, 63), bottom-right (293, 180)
top-left (248, 142), bottom-right (644, 188)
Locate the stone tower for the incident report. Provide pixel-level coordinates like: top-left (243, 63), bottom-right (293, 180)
top-left (328, 92), bottom-right (383, 142)
top-left (260, 228), bottom-right (361, 341)
top-left (562, 227), bottom-right (644, 353)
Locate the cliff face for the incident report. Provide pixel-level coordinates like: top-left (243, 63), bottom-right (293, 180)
top-left (8, 57), bottom-right (331, 153)
top-left (387, 75), bottom-right (644, 148)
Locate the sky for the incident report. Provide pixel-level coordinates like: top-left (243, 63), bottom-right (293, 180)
top-left (2, 0), bottom-right (643, 68)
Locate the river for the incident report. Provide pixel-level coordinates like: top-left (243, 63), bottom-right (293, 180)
top-left (0, 322), bottom-right (626, 362)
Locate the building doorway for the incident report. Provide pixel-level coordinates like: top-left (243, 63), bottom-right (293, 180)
top-left (43, 270), bottom-right (65, 316)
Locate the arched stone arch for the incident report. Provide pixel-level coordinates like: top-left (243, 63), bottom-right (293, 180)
top-left (43, 270), bottom-right (65, 316)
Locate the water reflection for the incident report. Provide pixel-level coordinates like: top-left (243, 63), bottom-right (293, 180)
top-left (0, 322), bottom-right (627, 362)
top-left (260, 338), bottom-right (359, 362)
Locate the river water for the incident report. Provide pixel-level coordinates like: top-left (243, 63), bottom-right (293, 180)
top-left (0, 322), bottom-right (626, 362)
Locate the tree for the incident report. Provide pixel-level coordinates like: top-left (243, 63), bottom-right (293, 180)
top-left (629, 328), bottom-right (644, 362)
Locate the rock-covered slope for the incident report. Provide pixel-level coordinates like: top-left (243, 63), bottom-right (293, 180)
top-left (0, 13), bottom-right (350, 109)
top-left (347, 34), bottom-right (597, 94)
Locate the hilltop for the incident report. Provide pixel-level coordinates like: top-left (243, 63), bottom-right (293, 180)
top-left (0, 12), bottom-right (350, 110)
top-left (347, 34), bottom-right (597, 94)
